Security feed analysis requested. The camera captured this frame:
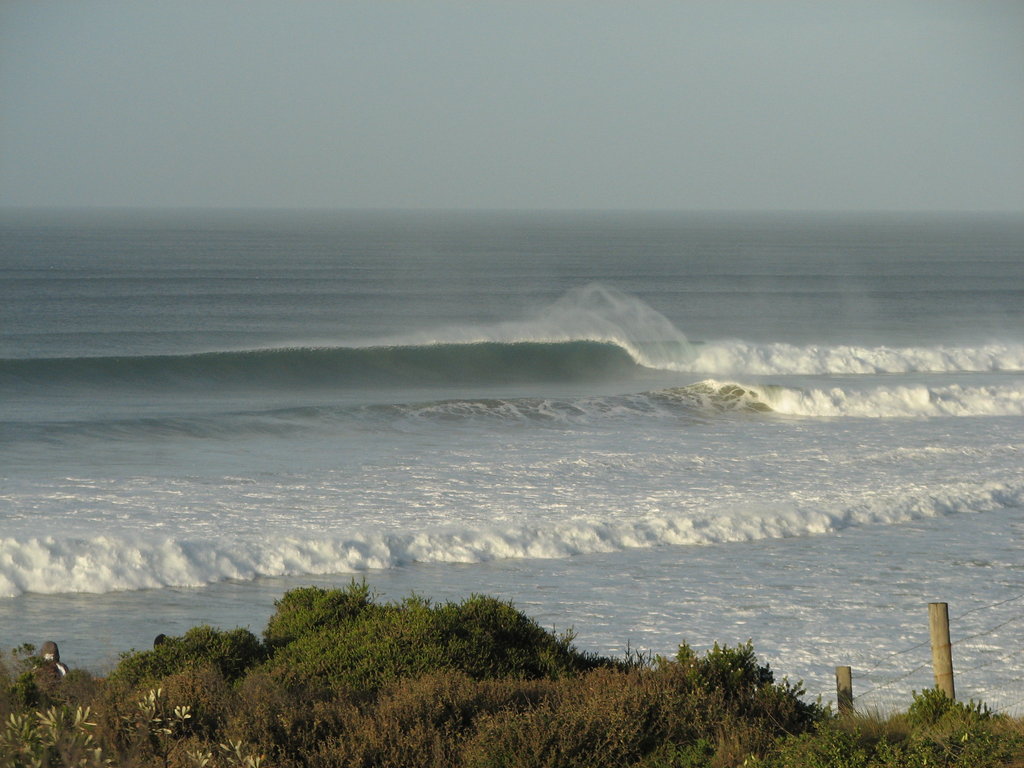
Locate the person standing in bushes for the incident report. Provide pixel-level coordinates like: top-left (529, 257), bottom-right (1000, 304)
top-left (33, 640), bottom-right (69, 691)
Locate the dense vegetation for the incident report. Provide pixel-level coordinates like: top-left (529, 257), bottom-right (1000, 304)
top-left (2, 582), bottom-right (1022, 767)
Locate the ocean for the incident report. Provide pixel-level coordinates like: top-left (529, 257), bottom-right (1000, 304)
top-left (2, 209), bottom-right (1022, 712)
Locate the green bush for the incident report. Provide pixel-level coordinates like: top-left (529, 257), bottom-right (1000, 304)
top-left (263, 591), bottom-right (603, 690)
top-left (462, 646), bottom-right (824, 768)
top-left (667, 640), bottom-right (822, 750)
top-left (679, 641), bottom-right (773, 699)
top-left (307, 670), bottom-right (540, 768)
top-left (462, 667), bottom-right (667, 768)
top-left (755, 689), bottom-right (1022, 768)
top-left (755, 724), bottom-right (874, 768)
top-left (225, 668), bottom-right (345, 765)
top-left (109, 625), bottom-right (266, 689)
top-left (0, 644), bottom-right (98, 712)
top-left (906, 687), bottom-right (992, 727)
top-left (264, 580), bottom-right (375, 649)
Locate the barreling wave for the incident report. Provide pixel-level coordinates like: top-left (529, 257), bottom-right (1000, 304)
top-left (5, 338), bottom-right (1021, 397)
top-left (0, 340), bottom-right (643, 392)
top-left (2, 480), bottom-right (1020, 598)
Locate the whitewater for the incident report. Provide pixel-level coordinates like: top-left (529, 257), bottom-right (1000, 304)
top-left (1, 209), bottom-right (1022, 713)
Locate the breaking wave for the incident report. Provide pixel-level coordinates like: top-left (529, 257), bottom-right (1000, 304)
top-left (5, 339), bottom-right (1021, 397)
top-left (687, 340), bottom-right (1024, 375)
top-left (4, 283), bottom-right (1022, 395)
top-left (4, 379), bottom-right (1022, 450)
top-left (762, 381), bottom-right (1024, 418)
top-left (2, 480), bottom-right (1020, 598)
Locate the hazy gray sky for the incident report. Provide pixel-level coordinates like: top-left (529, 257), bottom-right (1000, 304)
top-left (2, 1), bottom-right (1022, 211)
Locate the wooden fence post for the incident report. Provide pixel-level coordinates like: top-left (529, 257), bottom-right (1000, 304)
top-left (835, 666), bottom-right (853, 715)
top-left (928, 602), bottom-right (955, 699)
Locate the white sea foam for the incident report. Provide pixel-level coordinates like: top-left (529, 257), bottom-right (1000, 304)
top-left (3, 481), bottom-right (1020, 598)
top-left (688, 340), bottom-right (1024, 376)
top-left (651, 379), bottom-right (1024, 419)
top-left (764, 382), bottom-right (1024, 418)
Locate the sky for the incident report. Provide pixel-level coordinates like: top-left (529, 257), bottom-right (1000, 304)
top-left (1, 1), bottom-right (1022, 211)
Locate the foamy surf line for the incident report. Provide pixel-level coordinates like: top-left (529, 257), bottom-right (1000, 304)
top-left (763, 382), bottom-right (1024, 418)
top-left (686, 340), bottom-right (1024, 375)
top-left (648, 379), bottom-right (1024, 420)
top-left (3, 481), bottom-right (1020, 598)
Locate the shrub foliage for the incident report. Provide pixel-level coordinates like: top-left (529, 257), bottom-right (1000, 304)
top-left (4, 582), bottom-right (1021, 767)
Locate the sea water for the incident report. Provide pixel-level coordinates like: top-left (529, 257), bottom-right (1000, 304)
top-left (1, 210), bottom-right (1022, 712)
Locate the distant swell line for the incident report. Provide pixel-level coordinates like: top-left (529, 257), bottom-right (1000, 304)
top-left (1, 480), bottom-right (1020, 598)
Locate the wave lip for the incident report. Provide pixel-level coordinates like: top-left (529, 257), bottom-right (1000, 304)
top-left (2, 481), bottom-right (1020, 598)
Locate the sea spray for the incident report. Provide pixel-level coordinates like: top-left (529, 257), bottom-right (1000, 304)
top-left (375, 284), bottom-right (695, 370)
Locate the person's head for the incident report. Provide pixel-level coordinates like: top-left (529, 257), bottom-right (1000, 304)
top-left (40, 641), bottom-right (60, 662)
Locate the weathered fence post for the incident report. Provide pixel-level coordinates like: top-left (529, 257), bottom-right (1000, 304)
top-left (835, 665), bottom-right (853, 715)
top-left (928, 602), bottom-right (955, 699)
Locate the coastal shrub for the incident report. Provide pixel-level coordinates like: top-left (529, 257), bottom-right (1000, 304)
top-left (754, 697), bottom-right (1024, 768)
top-left (263, 591), bottom-right (603, 690)
top-left (462, 667), bottom-right (669, 768)
top-left (159, 664), bottom-right (234, 738)
top-left (307, 670), bottom-right (546, 768)
top-left (663, 641), bottom-right (822, 754)
top-left (224, 669), bottom-right (347, 765)
top-left (0, 704), bottom-right (112, 768)
top-left (0, 644), bottom-right (98, 711)
top-left (680, 641), bottom-right (773, 698)
top-left (905, 687), bottom-right (993, 727)
top-left (756, 720), bottom-right (1020, 768)
top-left (8, 586), bottom-right (1024, 767)
top-left (432, 593), bottom-right (598, 679)
top-left (109, 625), bottom-right (266, 688)
top-left (752, 725), bottom-right (873, 768)
top-left (264, 580), bottom-right (375, 649)
top-left (1, 646), bottom-right (40, 712)
top-left (462, 649), bottom-right (823, 768)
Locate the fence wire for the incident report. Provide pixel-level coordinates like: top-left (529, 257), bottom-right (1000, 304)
top-left (838, 591), bottom-right (1024, 715)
